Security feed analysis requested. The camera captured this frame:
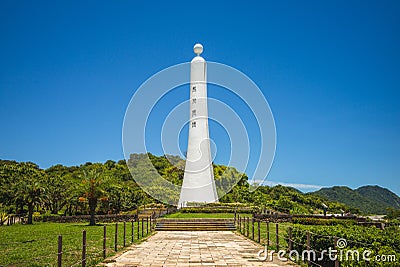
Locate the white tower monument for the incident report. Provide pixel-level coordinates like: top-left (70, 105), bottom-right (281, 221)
top-left (178, 44), bottom-right (218, 208)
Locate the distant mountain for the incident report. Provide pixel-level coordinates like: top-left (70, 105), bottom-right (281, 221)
top-left (356, 185), bottom-right (400, 210)
top-left (311, 185), bottom-right (400, 215)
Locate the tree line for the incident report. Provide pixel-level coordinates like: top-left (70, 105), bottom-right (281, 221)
top-left (0, 153), bottom-right (354, 225)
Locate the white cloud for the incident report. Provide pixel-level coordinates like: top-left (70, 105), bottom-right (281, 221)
top-left (253, 180), bottom-right (323, 191)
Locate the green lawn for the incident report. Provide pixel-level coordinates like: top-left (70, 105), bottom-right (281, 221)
top-left (162, 212), bottom-right (252, 218)
top-left (0, 221), bottom-right (152, 267)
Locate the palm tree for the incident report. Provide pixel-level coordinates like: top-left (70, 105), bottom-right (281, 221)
top-left (79, 165), bottom-right (107, 226)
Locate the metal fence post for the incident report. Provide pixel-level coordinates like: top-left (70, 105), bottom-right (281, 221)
top-left (288, 227), bottom-right (293, 251)
top-left (103, 225), bottom-right (107, 259)
top-left (252, 218), bottom-right (255, 240)
top-left (275, 223), bottom-right (279, 251)
top-left (137, 218), bottom-right (140, 239)
top-left (123, 221), bottom-right (126, 247)
top-left (82, 230), bottom-right (86, 267)
top-left (257, 220), bottom-right (260, 243)
top-left (245, 217), bottom-right (247, 235)
top-left (266, 221), bottom-right (270, 246)
top-left (141, 218), bottom-right (144, 238)
top-left (57, 235), bottom-right (62, 267)
top-left (115, 223), bottom-right (118, 252)
top-left (306, 231), bottom-right (311, 265)
top-left (247, 217), bottom-right (250, 237)
top-left (131, 221), bottom-right (134, 243)
top-left (334, 236), bottom-right (339, 267)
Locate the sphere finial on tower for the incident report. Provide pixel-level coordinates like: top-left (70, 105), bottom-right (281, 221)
top-left (193, 43), bottom-right (203, 56)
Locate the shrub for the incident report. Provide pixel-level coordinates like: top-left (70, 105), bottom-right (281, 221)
top-left (180, 206), bottom-right (255, 213)
top-left (289, 224), bottom-right (400, 267)
top-left (292, 217), bottom-right (357, 226)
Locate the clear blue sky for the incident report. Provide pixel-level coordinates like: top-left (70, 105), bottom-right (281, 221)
top-left (0, 1), bottom-right (399, 195)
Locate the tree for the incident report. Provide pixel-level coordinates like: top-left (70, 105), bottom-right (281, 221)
top-left (386, 207), bottom-right (400, 219)
top-left (10, 162), bottom-right (46, 224)
top-left (78, 164), bottom-right (107, 226)
top-left (43, 165), bottom-right (73, 214)
top-left (105, 183), bottom-right (140, 213)
top-left (0, 160), bottom-right (18, 212)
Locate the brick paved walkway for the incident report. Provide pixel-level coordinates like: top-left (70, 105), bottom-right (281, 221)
top-left (103, 231), bottom-right (299, 266)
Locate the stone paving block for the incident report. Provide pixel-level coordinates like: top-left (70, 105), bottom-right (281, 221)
top-left (102, 231), bottom-right (299, 267)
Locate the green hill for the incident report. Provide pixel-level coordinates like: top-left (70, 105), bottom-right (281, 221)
top-left (356, 185), bottom-right (400, 210)
top-left (312, 185), bottom-right (400, 215)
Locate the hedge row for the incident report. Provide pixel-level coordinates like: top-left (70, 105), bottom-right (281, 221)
top-left (34, 214), bottom-right (139, 223)
top-left (292, 217), bottom-right (357, 226)
top-left (180, 207), bottom-right (256, 213)
top-left (289, 224), bottom-right (400, 267)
